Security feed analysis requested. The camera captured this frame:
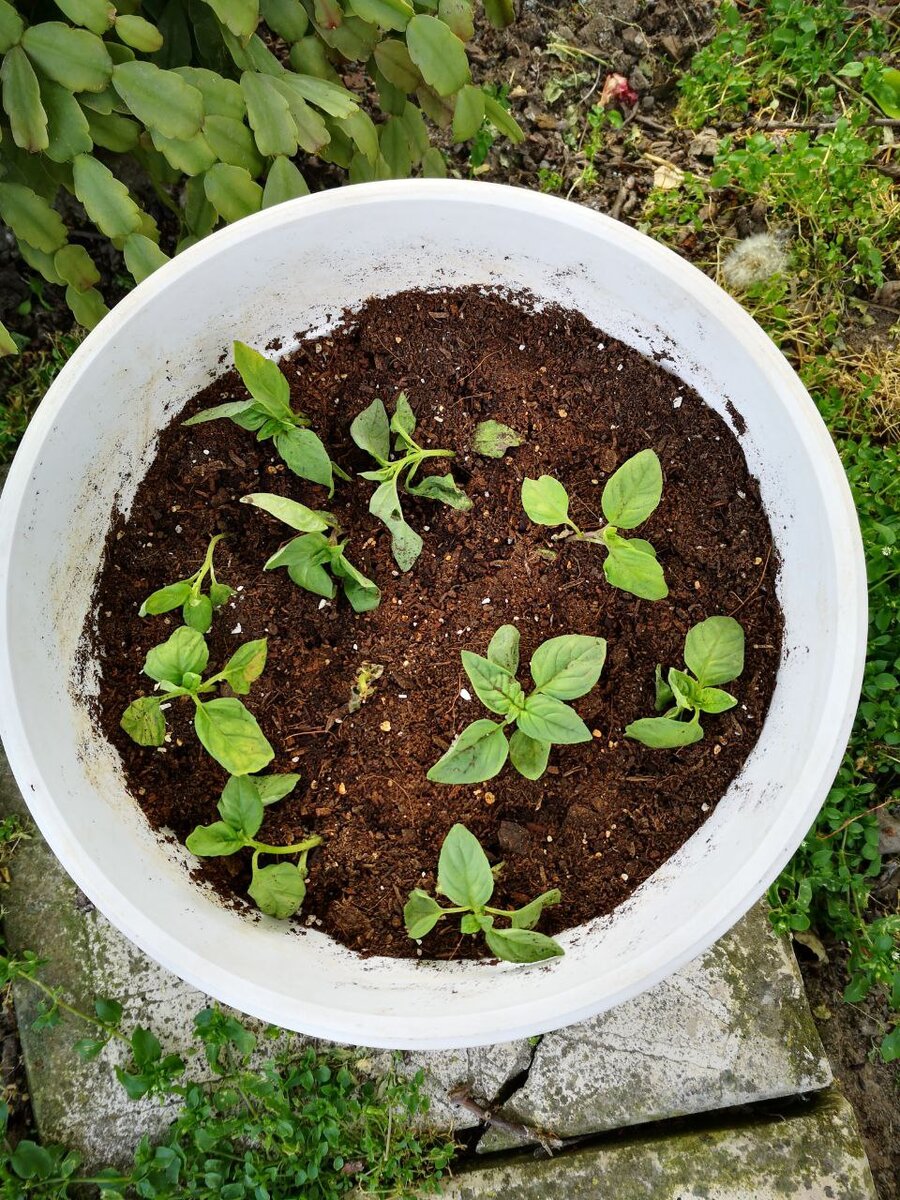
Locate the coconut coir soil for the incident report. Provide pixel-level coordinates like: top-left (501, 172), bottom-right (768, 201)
top-left (88, 287), bottom-right (782, 960)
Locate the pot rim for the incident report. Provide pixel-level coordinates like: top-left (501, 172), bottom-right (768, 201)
top-left (0, 181), bottom-right (867, 1047)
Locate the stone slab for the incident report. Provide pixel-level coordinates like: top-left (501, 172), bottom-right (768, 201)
top-left (444, 1092), bottom-right (877, 1200)
top-left (0, 740), bottom-right (829, 1167)
top-left (478, 901), bottom-right (831, 1151)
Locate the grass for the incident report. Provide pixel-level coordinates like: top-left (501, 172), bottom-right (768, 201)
top-left (638, 0), bottom-right (900, 1062)
top-left (0, 332), bottom-right (83, 467)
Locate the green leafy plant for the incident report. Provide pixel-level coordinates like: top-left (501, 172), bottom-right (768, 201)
top-left (185, 340), bottom-right (344, 493)
top-left (521, 449), bottom-right (668, 601)
top-left (0, 0), bottom-right (523, 343)
top-left (428, 624), bottom-right (606, 784)
top-left (186, 773), bottom-right (320, 918)
top-left (626, 616), bottom-right (745, 748)
top-left (139, 532), bottom-right (232, 633)
top-left (242, 490), bottom-right (380, 612)
top-left (404, 823), bottom-right (564, 963)
top-left (350, 391), bottom-right (470, 571)
top-left (120, 626), bottom-right (273, 775)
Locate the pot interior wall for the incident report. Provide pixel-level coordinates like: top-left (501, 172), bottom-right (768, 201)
top-left (0, 184), bottom-right (862, 1047)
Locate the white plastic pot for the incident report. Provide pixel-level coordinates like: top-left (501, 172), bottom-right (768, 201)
top-left (0, 181), bottom-right (866, 1049)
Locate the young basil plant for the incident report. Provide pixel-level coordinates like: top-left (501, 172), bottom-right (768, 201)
top-left (625, 616), bottom-right (745, 748)
top-left (184, 341), bottom-right (348, 495)
top-left (241, 492), bottom-right (380, 613)
top-left (120, 627), bottom-right (274, 776)
top-left (404, 824), bottom-right (564, 964)
top-left (138, 533), bottom-right (233, 634)
top-left (350, 393), bottom-right (472, 572)
top-left (428, 625), bottom-right (606, 784)
top-left (521, 449), bottom-right (668, 601)
top-left (186, 773), bottom-right (321, 920)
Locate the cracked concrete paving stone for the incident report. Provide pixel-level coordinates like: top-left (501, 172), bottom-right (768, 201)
top-left (0, 741), bottom-right (527, 1163)
top-left (444, 1091), bottom-right (877, 1200)
top-left (479, 901), bottom-right (831, 1152)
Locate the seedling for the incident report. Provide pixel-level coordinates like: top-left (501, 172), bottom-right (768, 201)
top-left (349, 662), bottom-right (384, 713)
top-left (120, 627), bottom-right (273, 776)
top-left (241, 492), bottom-right (380, 613)
top-left (186, 773), bottom-right (321, 919)
top-left (428, 625), bottom-right (606, 784)
top-left (184, 341), bottom-right (347, 495)
top-left (350, 393), bottom-right (471, 571)
top-left (472, 419), bottom-right (523, 458)
top-left (521, 449), bottom-right (668, 600)
top-left (139, 534), bottom-right (233, 634)
top-left (404, 823), bottom-right (564, 963)
top-left (625, 616), bottom-right (745, 748)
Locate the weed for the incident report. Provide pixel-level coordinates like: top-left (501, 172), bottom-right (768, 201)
top-left (0, 330), bottom-right (82, 464)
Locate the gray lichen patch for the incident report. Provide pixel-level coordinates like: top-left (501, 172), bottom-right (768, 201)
top-left (446, 1092), bottom-right (876, 1200)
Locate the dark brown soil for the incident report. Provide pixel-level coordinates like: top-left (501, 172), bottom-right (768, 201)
top-left (87, 286), bottom-right (782, 959)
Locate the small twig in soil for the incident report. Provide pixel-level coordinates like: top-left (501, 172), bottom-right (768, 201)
top-left (728, 542), bottom-right (772, 616)
top-left (448, 1087), bottom-right (565, 1153)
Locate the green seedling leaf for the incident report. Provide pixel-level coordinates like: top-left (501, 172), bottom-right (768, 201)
top-left (625, 716), bottom-right (704, 749)
top-left (695, 686), bottom-right (737, 714)
top-left (350, 397), bottom-right (391, 464)
top-left (139, 581), bottom-right (192, 616)
top-left (684, 615), bottom-right (745, 686)
top-left (120, 696), bottom-right (165, 746)
top-left (484, 927), bottom-right (564, 963)
top-left (144, 626), bottom-right (209, 687)
top-left (487, 623), bottom-right (519, 675)
top-left (234, 339), bottom-right (292, 417)
top-left (183, 593), bottom-right (213, 633)
top-left (195, 697), bottom-right (274, 776)
top-left (248, 860), bottom-right (306, 918)
top-left (219, 775), bottom-right (265, 836)
top-left (437, 822), bottom-right (495, 908)
top-left (517, 692), bottom-right (592, 744)
top-left (405, 472), bottom-right (472, 510)
top-left (521, 475), bottom-right (571, 527)
top-left (220, 639), bottom-right (267, 695)
top-left (654, 663), bottom-right (674, 711)
top-left (274, 426), bottom-right (335, 491)
top-left (461, 651), bottom-right (525, 716)
top-left (242, 492), bottom-right (333, 532)
top-left (529, 634), bottom-right (607, 701)
top-left (266, 532), bottom-right (336, 598)
top-left (426, 719), bottom-right (509, 784)
top-left (507, 729), bottom-right (550, 780)
top-left (331, 551), bottom-right (381, 612)
top-left (667, 667), bottom-right (703, 711)
top-left (404, 889), bottom-right (445, 938)
top-left (186, 820), bottom-right (247, 856)
top-left (509, 888), bottom-right (561, 930)
top-left (256, 773), bottom-right (301, 804)
top-left (602, 531), bottom-right (668, 601)
top-left (369, 478), bottom-right (423, 571)
top-left (601, 448), bottom-right (663, 529)
top-left (472, 418), bottom-right (522, 458)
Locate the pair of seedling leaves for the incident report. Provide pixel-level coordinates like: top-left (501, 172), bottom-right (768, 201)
top-left (350, 392), bottom-right (471, 572)
top-left (405, 824), bottom-right (564, 964)
top-left (186, 773), bottom-right (320, 921)
top-left (429, 625), bottom-right (606, 785)
top-left (184, 340), bottom-right (348, 496)
top-left (625, 616), bottom-right (745, 748)
top-left (138, 533), bottom-right (232, 634)
top-left (522, 448), bottom-right (668, 602)
top-left (120, 626), bottom-right (273, 778)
